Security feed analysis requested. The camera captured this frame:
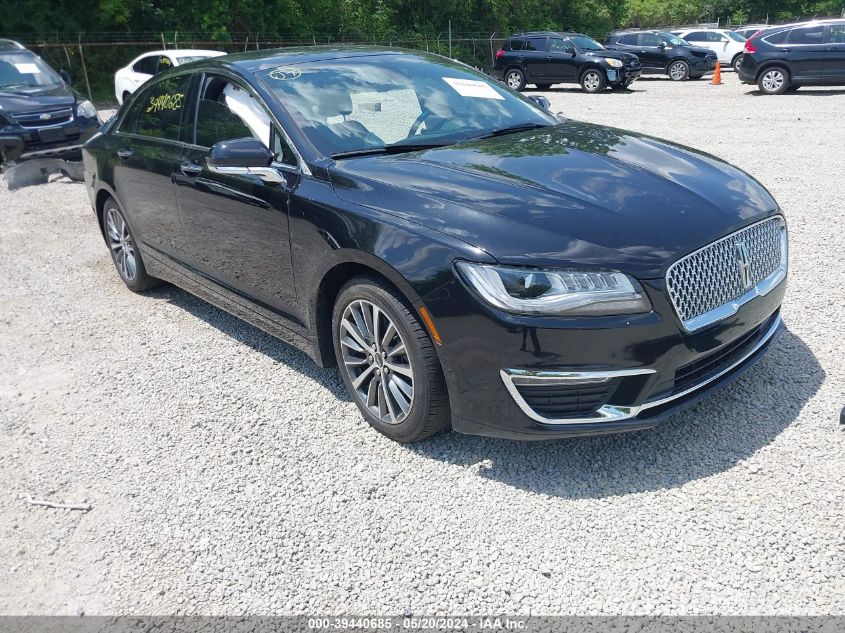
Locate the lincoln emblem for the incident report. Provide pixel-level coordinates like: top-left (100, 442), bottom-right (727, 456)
top-left (735, 241), bottom-right (752, 290)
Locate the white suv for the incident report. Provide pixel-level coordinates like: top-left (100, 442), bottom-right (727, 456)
top-left (670, 29), bottom-right (747, 72)
top-left (114, 49), bottom-right (225, 104)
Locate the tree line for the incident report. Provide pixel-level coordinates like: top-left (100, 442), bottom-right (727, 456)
top-left (1, 0), bottom-right (842, 101)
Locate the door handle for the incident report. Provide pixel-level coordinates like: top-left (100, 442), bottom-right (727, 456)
top-left (117, 148), bottom-right (133, 159)
top-left (180, 161), bottom-right (202, 177)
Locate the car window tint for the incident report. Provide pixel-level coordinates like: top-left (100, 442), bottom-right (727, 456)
top-left (508, 39), bottom-right (525, 51)
top-left (708, 32), bottom-right (726, 42)
top-left (548, 39), bottom-right (572, 53)
top-left (620, 34), bottom-right (639, 45)
top-left (764, 30), bottom-right (787, 44)
top-left (687, 31), bottom-right (708, 40)
top-left (132, 56), bottom-right (158, 75)
top-left (827, 24), bottom-right (845, 43)
top-left (525, 37), bottom-right (547, 51)
top-left (786, 25), bottom-right (824, 44)
top-left (194, 75), bottom-right (297, 165)
top-left (134, 74), bottom-right (191, 141)
top-left (641, 33), bottom-right (663, 46)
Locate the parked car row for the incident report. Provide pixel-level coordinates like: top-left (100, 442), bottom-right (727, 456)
top-left (493, 29), bottom-right (721, 93)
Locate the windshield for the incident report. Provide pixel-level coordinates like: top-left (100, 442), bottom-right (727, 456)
top-left (0, 53), bottom-right (63, 89)
top-left (660, 33), bottom-right (690, 46)
top-left (727, 31), bottom-right (747, 41)
top-left (256, 54), bottom-right (556, 157)
top-left (570, 35), bottom-right (604, 51)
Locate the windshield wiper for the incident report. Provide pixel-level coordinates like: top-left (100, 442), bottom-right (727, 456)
top-left (331, 141), bottom-right (450, 159)
top-left (471, 122), bottom-right (552, 140)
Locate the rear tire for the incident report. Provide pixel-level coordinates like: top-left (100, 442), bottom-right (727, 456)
top-left (102, 197), bottom-right (159, 293)
top-left (580, 69), bottom-right (606, 93)
top-left (332, 276), bottom-right (450, 443)
top-left (758, 66), bottom-right (789, 94)
top-left (504, 68), bottom-right (526, 91)
top-left (732, 54), bottom-right (743, 73)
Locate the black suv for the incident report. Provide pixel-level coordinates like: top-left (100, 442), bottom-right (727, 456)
top-left (0, 39), bottom-right (100, 171)
top-left (493, 32), bottom-right (641, 93)
top-left (738, 19), bottom-right (845, 94)
top-left (605, 30), bottom-right (718, 80)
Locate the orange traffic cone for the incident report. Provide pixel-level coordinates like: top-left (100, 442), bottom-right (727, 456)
top-left (711, 61), bottom-right (722, 85)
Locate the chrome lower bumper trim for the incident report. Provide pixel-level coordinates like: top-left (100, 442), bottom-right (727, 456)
top-left (501, 313), bottom-right (783, 426)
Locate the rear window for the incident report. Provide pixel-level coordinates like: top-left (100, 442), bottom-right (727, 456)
top-left (132, 55), bottom-right (158, 75)
top-left (785, 25), bottom-right (824, 44)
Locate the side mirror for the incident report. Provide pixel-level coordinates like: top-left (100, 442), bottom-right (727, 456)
top-left (527, 95), bottom-right (551, 110)
top-left (59, 69), bottom-right (72, 84)
top-left (206, 137), bottom-right (285, 184)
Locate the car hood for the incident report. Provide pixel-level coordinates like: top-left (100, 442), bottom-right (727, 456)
top-left (329, 122), bottom-right (778, 278)
top-left (0, 84), bottom-right (75, 114)
top-left (585, 50), bottom-right (639, 62)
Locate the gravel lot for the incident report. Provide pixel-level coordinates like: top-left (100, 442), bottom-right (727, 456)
top-left (1, 74), bottom-right (844, 616)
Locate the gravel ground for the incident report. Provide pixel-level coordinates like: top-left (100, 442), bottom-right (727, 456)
top-left (1, 74), bottom-right (844, 616)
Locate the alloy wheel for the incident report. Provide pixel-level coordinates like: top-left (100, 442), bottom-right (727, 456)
top-left (583, 71), bottom-right (601, 92)
top-left (669, 61), bottom-right (688, 80)
top-left (339, 299), bottom-right (414, 425)
top-left (106, 207), bottom-right (137, 281)
top-left (761, 70), bottom-right (785, 93)
top-left (506, 71), bottom-right (522, 89)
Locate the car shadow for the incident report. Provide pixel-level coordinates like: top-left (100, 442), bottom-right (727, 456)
top-left (748, 88), bottom-right (845, 96)
top-left (408, 328), bottom-right (824, 499)
top-left (147, 284), bottom-right (352, 402)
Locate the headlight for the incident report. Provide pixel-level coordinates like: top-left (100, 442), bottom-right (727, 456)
top-left (455, 262), bottom-right (652, 316)
top-left (604, 58), bottom-right (624, 68)
top-left (77, 100), bottom-right (97, 119)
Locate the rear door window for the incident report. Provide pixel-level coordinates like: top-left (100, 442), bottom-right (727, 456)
top-left (620, 34), bottom-right (639, 45)
top-left (641, 33), bottom-right (663, 47)
top-left (131, 74), bottom-right (192, 141)
top-left (686, 31), bottom-right (709, 41)
top-left (786, 25), bottom-right (825, 45)
top-left (524, 37), bottom-right (548, 52)
top-left (508, 39), bottom-right (526, 51)
top-left (132, 55), bottom-right (158, 75)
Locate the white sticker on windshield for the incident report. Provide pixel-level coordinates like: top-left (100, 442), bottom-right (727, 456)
top-left (14, 63), bottom-right (41, 74)
top-left (442, 77), bottom-right (504, 100)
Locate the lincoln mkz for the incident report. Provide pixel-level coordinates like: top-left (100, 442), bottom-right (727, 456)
top-left (82, 47), bottom-right (787, 442)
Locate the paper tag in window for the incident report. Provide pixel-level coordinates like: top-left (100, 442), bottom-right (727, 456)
top-left (14, 63), bottom-right (40, 74)
top-left (442, 77), bottom-right (504, 100)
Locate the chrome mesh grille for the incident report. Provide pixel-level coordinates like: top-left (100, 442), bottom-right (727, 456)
top-left (666, 216), bottom-right (786, 328)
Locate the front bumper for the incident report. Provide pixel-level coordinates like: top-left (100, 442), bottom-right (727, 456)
top-left (690, 56), bottom-right (718, 75)
top-left (423, 271), bottom-right (786, 440)
top-left (608, 66), bottom-right (641, 84)
top-left (0, 115), bottom-right (100, 164)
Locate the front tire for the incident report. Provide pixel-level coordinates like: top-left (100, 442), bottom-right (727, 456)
top-left (102, 197), bottom-right (159, 292)
top-left (580, 69), bottom-right (606, 93)
top-left (668, 60), bottom-right (690, 81)
top-left (332, 277), bottom-right (450, 443)
top-left (758, 66), bottom-right (789, 94)
top-left (504, 68), bottom-right (526, 91)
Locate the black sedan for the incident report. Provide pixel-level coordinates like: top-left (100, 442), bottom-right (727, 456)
top-left (82, 47), bottom-right (787, 442)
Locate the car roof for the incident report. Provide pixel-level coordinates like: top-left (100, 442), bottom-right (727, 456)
top-left (674, 28), bottom-right (728, 32)
top-left (509, 31), bottom-right (586, 38)
top-left (609, 29), bottom-right (664, 35)
top-left (135, 49), bottom-right (225, 58)
top-left (0, 39), bottom-right (26, 51)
